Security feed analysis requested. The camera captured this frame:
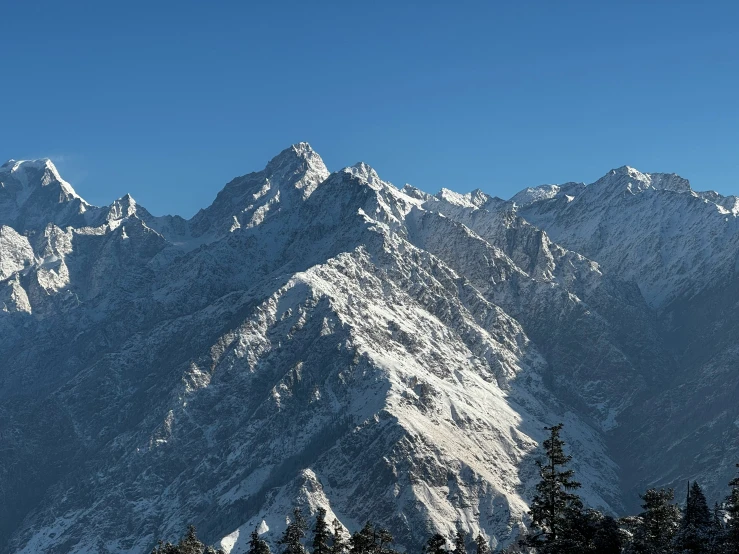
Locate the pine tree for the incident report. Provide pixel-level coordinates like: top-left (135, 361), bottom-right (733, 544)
top-left (151, 539), bottom-right (178, 554)
top-left (330, 519), bottom-right (348, 554)
top-left (151, 525), bottom-right (225, 554)
top-left (279, 508), bottom-right (309, 554)
top-left (350, 522), bottom-right (378, 554)
top-left (376, 527), bottom-right (395, 554)
top-left (424, 533), bottom-right (447, 554)
top-left (312, 508), bottom-right (331, 554)
top-left (473, 534), bottom-right (488, 554)
top-left (567, 507), bottom-right (608, 552)
top-left (674, 481), bottom-right (712, 553)
top-left (727, 464), bottom-right (739, 554)
top-left (248, 528), bottom-right (272, 554)
top-left (632, 488), bottom-right (680, 554)
top-left (179, 525), bottom-right (205, 554)
top-left (593, 515), bottom-right (623, 554)
top-left (706, 503), bottom-right (725, 554)
top-left (524, 423), bottom-right (584, 551)
top-left (453, 528), bottom-right (466, 554)
top-left (348, 522), bottom-right (395, 554)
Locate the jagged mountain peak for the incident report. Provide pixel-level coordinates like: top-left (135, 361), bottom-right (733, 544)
top-left (187, 143), bottom-right (330, 237)
top-left (433, 187), bottom-right (500, 211)
top-left (113, 192), bottom-right (136, 208)
top-left (436, 188), bottom-right (477, 208)
top-left (0, 157), bottom-right (81, 199)
top-left (436, 187), bottom-right (471, 207)
top-left (343, 161), bottom-right (384, 189)
top-left (517, 163), bottom-right (739, 307)
top-left (611, 165), bottom-right (644, 176)
top-left (1, 157), bottom-right (54, 173)
top-left (289, 141), bottom-right (317, 157)
top-left (106, 193), bottom-right (142, 222)
top-left (425, 188), bottom-right (505, 219)
top-left (594, 165), bottom-right (692, 194)
top-left (509, 167), bottom-right (695, 211)
top-left (509, 182), bottom-right (585, 207)
top-left (468, 187), bottom-right (493, 206)
top-left (264, 142), bottom-right (329, 192)
top-left (0, 157), bottom-right (91, 232)
top-left (401, 183), bottom-right (432, 201)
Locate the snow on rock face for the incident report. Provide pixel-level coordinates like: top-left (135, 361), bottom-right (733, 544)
top-left (589, 166), bottom-right (692, 195)
top-left (509, 182), bottom-right (585, 208)
top-left (106, 194), bottom-right (139, 223)
top-left (0, 159), bottom-right (91, 232)
top-left (410, 197), bottom-right (671, 434)
top-left (0, 158), bottom-right (80, 200)
top-left (508, 166), bottom-right (739, 507)
top-left (187, 143), bottom-right (330, 239)
top-left (517, 166), bottom-right (739, 307)
top-left (435, 188), bottom-right (504, 211)
top-left (0, 146), bottom-right (735, 553)
top-left (0, 275), bottom-right (31, 313)
top-left (0, 225), bottom-right (35, 280)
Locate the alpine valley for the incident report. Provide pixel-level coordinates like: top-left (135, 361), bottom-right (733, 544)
top-left (1, 145), bottom-right (737, 553)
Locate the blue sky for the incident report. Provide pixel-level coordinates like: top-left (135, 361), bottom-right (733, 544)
top-left (2, 1), bottom-right (738, 216)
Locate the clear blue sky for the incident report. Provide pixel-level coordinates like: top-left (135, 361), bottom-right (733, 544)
top-left (2, 1), bottom-right (738, 216)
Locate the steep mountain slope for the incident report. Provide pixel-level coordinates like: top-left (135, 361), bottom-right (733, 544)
top-left (517, 166), bottom-right (739, 307)
top-left (0, 147), bottom-right (733, 553)
top-left (412, 192), bottom-right (674, 432)
top-left (513, 166), bottom-right (739, 506)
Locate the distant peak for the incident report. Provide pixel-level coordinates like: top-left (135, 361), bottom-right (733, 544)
top-left (596, 166), bottom-right (691, 194)
top-left (610, 165), bottom-right (649, 180)
top-left (1, 158), bottom-right (55, 173)
top-left (402, 184), bottom-right (431, 201)
top-left (268, 142), bottom-right (321, 168)
top-left (0, 158), bottom-right (81, 199)
top-left (290, 142), bottom-right (314, 156)
top-left (437, 188), bottom-right (466, 203)
top-left (264, 142), bottom-right (330, 194)
top-left (350, 161), bottom-right (377, 175)
top-left (343, 162), bottom-right (384, 189)
top-left (510, 184), bottom-right (562, 206)
top-left (112, 193), bottom-right (137, 208)
top-left (468, 188), bottom-right (493, 207)
top-left (435, 188), bottom-right (493, 209)
top-left (107, 194), bottom-right (140, 222)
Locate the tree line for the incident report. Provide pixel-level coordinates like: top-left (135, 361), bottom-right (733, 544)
top-left (152, 423), bottom-right (739, 554)
top-left (151, 507), bottom-right (482, 554)
top-left (513, 423), bottom-right (739, 554)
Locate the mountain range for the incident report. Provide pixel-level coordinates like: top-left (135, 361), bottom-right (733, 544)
top-left (1, 145), bottom-right (737, 553)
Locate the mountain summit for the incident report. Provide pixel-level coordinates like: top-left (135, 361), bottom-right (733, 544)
top-left (0, 158), bottom-right (90, 231)
top-left (0, 145), bottom-right (737, 554)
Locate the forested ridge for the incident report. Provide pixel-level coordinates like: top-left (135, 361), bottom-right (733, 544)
top-left (151, 424), bottom-right (739, 554)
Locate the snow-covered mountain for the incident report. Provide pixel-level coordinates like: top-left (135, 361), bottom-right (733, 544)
top-left (516, 165), bottom-right (739, 307)
top-left (515, 166), bottom-right (739, 509)
top-left (0, 147), bottom-right (735, 553)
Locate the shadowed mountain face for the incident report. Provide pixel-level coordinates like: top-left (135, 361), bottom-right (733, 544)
top-left (0, 147), bottom-right (734, 553)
